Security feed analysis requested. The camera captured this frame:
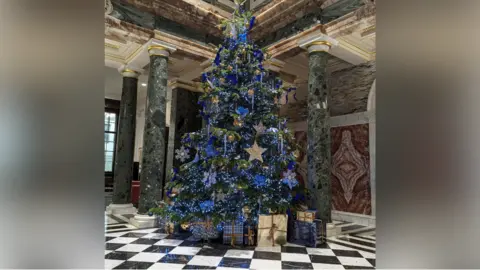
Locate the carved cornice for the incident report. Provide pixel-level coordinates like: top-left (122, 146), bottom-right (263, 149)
top-left (168, 79), bottom-right (202, 92)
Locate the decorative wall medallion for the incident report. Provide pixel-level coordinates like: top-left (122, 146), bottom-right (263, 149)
top-left (331, 124), bottom-right (371, 215)
top-left (332, 130), bottom-right (367, 203)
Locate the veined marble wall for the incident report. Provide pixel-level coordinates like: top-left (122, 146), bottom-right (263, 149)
top-left (331, 123), bottom-right (371, 215)
top-left (288, 110), bottom-right (375, 216)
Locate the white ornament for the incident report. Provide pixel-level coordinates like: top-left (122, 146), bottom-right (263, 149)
top-left (282, 169), bottom-right (298, 190)
top-left (175, 146), bottom-right (190, 162)
top-left (284, 169), bottom-right (296, 181)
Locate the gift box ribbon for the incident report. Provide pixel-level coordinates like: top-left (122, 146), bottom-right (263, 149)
top-left (244, 226), bottom-right (256, 246)
top-left (224, 222), bottom-right (243, 246)
top-left (258, 215), bottom-right (287, 246)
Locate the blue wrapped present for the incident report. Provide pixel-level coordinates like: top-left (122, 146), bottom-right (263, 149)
top-left (287, 211), bottom-right (295, 242)
top-left (190, 220), bottom-right (219, 240)
top-left (293, 220), bottom-right (317, 247)
top-left (223, 220), bottom-right (244, 246)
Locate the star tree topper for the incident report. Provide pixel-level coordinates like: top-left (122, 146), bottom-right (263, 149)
top-left (245, 141), bottom-right (267, 163)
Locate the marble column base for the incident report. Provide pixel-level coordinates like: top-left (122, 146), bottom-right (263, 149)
top-left (326, 223), bottom-right (341, 238)
top-left (106, 203), bottom-right (137, 215)
top-left (129, 214), bottom-right (156, 229)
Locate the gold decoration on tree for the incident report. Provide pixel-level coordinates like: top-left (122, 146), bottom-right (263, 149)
top-left (233, 118), bottom-right (243, 127)
top-left (245, 141), bottom-right (267, 163)
top-left (212, 96), bottom-right (219, 103)
top-left (228, 135), bottom-right (235, 142)
top-left (248, 89), bottom-right (255, 96)
top-left (255, 69), bottom-right (261, 75)
top-left (228, 65), bottom-right (233, 71)
top-left (181, 223), bottom-right (190, 230)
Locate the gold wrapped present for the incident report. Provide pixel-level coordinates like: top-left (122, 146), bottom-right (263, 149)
top-left (165, 222), bottom-right (175, 234)
top-left (297, 210), bottom-right (316, 223)
top-left (257, 214), bottom-right (287, 247)
top-left (244, 225), bottom-right (256, 246)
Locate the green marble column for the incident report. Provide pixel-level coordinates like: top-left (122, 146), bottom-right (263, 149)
top-left (112, 70), bottom-right (138, 204)
top-left (307, 51), bottom-right (331, 223)
top-left (138, 52), bottom-right (169, 214)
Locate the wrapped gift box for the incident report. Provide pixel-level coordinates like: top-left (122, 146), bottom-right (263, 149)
top-left (257, 214), bottom-right (287, 247)
top-left (223, 220), bottom-right (244, 246)
top-left (287, 212), bottom-right (295, 242)
top-left (293, 220), bottom-right (317, 247)
top-left (190, 220), bottom-right (219, 240)
top-left (243, 223), bottom-right (256, 246)
top-left (156, 216), bottom-right (175, 234)
top-left (296, 210), bottom-right (316, 223)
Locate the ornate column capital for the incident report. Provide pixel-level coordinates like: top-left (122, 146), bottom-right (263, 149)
top-left (147, 39), bottom-right (177, 58)
top-left (299, 32), bottom-right (339, 54)
top-left (118, 66), bottom-right (142, 78)
top-left (105, 0), bottom-right (113, 15)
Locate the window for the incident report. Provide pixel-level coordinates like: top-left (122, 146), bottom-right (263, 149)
top-left (104, 112), bottom-right (117, 173)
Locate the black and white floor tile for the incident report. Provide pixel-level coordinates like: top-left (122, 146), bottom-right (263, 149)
top-left (105, 215), bottom-right (376, 269)
top-left (105, 231), bottom-right (375, 269)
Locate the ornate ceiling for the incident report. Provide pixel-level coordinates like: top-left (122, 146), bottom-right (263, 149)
top-left (104, 0), bottom-right (375, 98)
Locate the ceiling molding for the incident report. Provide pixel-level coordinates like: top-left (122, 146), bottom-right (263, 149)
top-left (168, 79), bottom-right (202, 92)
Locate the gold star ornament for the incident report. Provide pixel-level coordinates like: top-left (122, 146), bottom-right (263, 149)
top-left (245, 141), bottom-right (267, 163)
top-left (253, 121), bottom-right (266, 135)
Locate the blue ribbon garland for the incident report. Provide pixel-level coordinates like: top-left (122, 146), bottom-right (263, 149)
top-left (249, 17), bottom-right (256, 31)
top-left (214, 47), bottom-right (223, 66)
top-left (285, 87), bottom-right (298, 104)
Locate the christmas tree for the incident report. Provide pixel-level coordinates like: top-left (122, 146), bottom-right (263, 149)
top-left (163, 1), bottom-right (299, 227)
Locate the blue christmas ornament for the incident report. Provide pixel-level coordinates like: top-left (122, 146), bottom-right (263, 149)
top-left (249, 16), bottom-right (256, 31)
top-left (171, 167), bottom-right (178, 182)
top-left (229, 39), bottom-right (238, 50)
top-left (239, 32), bottom-right (247, 43)
top-left (285, 87), bottom-right (298, 104)
top-left (199, 200), bottom-right (214, 212)
top-left (226, 74), bottom-right (238, 85)
top-left (287, 161), bottom-right (296, 170)
top-left (294, 193), bottom-right (305, 202)
top-left (214, 47), bottom-right (223, 66)
top-left (254, 175), bottom-right (267, 187)
top-left (275, 79), bottom-right (283, 89)
top-left (254, 50), bottom-right (264, 62)
top-left (193, 152), bottom-right (200, 163)
top-left (206, 137), bottom-right (219, 157)
top-left (236, 106), bottom-right (249, 117)
top-left (202, 73), bottom-right (208, 82)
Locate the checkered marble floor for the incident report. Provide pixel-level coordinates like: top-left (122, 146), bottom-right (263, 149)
top-left (105, 228), bottom-right (375, 269)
